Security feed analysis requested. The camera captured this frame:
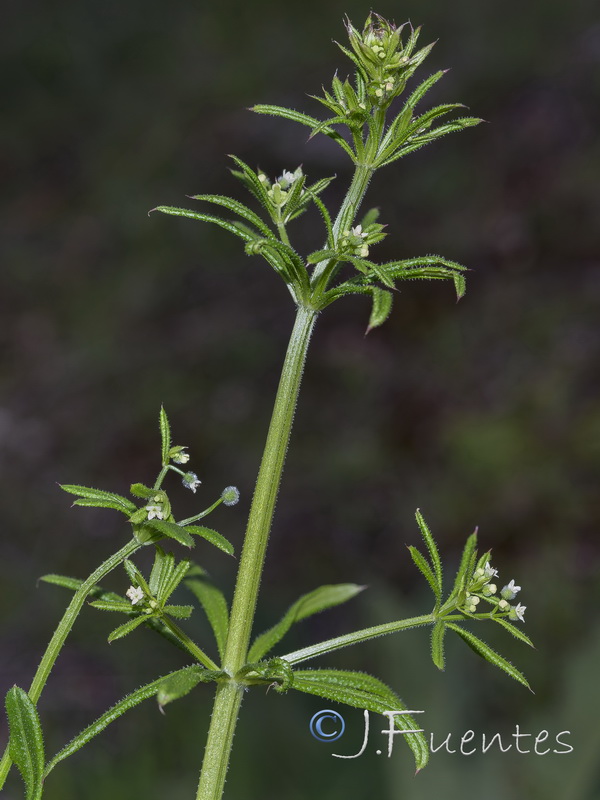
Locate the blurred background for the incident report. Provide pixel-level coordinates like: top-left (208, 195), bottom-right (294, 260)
top-left (1, 0), bottom-right (599, 797)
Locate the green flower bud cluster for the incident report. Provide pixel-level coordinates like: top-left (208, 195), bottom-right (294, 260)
top-left (258, 167), bottom-right (304, 209)
top-left (339, 221), bottom-right (387, 259)
top-left (345, 14), bottom-right (434, 107)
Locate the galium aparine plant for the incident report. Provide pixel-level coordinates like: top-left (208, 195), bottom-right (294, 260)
top-left (2, 15), bottom-right (534, 800)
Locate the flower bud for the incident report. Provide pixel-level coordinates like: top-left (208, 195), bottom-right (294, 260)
top-left (221, 486), bottom-right (240, 506)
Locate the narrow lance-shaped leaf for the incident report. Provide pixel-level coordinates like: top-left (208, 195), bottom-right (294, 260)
top-left (248, 583), bottom-right (365, 662)
top-left (44, 667), bottom-right (220, 776)
top-left (157, 665), bottom-right (223, 710)
top-left (446, 530), bottom-right (478, 606)
top-left (130, 483), bottom-right (156, 499)
top-left (366, 287), bottom-right (393, 333)
top-left (185, 568), bottom-right (230, 662)
top-left (159, 406), bottom-right (171, 465)
top-left (144, 519), bottom-right (195, 549)
top-left (408, 545), bottom-right (440, 605)
top-left (60, 484), bottom-right (136, 514)
top-left (415, 510), bottom-right (442, 598)
top-left (107, 615), bottom-right (148, 643)
top-left (184, 525), bottom-right (234, 556)
top-left (430, 621), bottom-right (446, 671)
top-left (492, 617), bottom-right (535, 648)
top-left (189, 194), bottom-right (274, 238)
top-left (446, 623), bottom-right (531, 690)
top-left (5, 687), bottom-right (45, 800)
top-left (151, 207), bottom-right (254, 242)
top-left (289, 669), bottom-right (428, 772)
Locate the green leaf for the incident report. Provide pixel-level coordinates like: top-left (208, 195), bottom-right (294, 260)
top-left (130, 483), bottom-right (156, 499)
top-left (250, 104), bottom-right (356, 160)
top-left (185, 570), bottom-right (230, 661)
top-left (156, 665), bottom-right (223, 710)
top-left (306, 191), bottom-right (334, 249)
top-left (290, 669), bottom-right (428, 772)
top-left (44, 668), bottom-right (209, 776)
top-left (492, 617), bottom-right (535, 648)
top-left (60, 485), bottom-right (135, 514)
top-left (446, 623), bottom-right (531, 689)
top-left (159, 406), bottom-right (171, 465)
top-left (89, 599), bottom-right (133, 613)
top-left (415, 510), bottom-right (442, 598)
top-left (72, 498), bottom-right (134, 515)
top-left (107, 616), bottom-right (148, 643)
top-left (248, 583), bottom-right (365, 662)
top-left (5, 687), bottom-right (45, 800)
top-left (359, 207), bottom-right (380, 228)
top-left (162, 557), bottom-right (191, 603)
top-left (190, 194), bottom-right (274, 238)
top-left (144, 519), bottom-right (195, 549)
top-left (39, 574), bottom-right (124, 604)
top-left (405, 70), bottom-right (445, 109)
top-left (447, 530), bottom-right (478, 605)
top-left (307, 249), bottom-right (338, 265)
top-left (366, 287), bottom-right (393, 333)
top-left (148, 547), bottom-right (173, 599)
top-left (123, 559), bottom-right (151, 595)
top-left (408, 546), bottom-right (440, 604)
top-left (163, 604), bottom-right (194, 619)
top-left (184, 525), bottom-right (234, 556)
top-left (151, 206), bottom-right (254, 242)
top-left (430, 621), bottom-right (446, 670)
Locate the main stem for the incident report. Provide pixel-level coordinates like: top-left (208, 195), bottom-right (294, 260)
top-left (0, 537), bottom-right (140, 788)
top-left (196, 304), bottom-right (317, 800)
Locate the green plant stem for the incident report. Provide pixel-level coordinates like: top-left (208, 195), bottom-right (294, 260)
top-left (161, 617), bottom-right (219, 671)
top-left (196, 303), bottom-right (317, 800)
top-left (0, 538), bottom-right (140, 789)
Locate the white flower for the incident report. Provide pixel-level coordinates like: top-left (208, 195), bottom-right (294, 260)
top-left (172, 450), bottom-right (190, 464)
top-left (509, 603), bottom-right (526, 623)
top-left (145, 505), bottom-right (165, 520)
top-left (280, 170), bottom-right (295, 184)
top-left (501, 579), bottom-right (521, 600)
top-left (351, 224), bottom-right (367, 239)
top-left (483, 561), bottom-right (498, 580)
top-left (182, 472), bottom-right (201, 493)
top-left (126, 585), bottom-right (144, 605)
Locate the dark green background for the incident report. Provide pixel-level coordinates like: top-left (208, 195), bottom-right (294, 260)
top-left (1, 0), bottom-right (599, 798)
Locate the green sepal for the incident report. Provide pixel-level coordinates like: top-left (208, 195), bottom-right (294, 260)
top-left (107, 615), bottom-right (148, 643)
top-left (415, 510), bottom-right (442, 598)
top-left (446, 623), bottom-right (531, 690)
top-left (184, 525), bottom-right (234, 556)
top-left (5, 686), bottom-right (45, 800)
top-left (130, 483), bottom-right (156, 499)
top-left (157, 665), bottom-right (225, 710)
top-left (144, 519), bottom-right (195, 549)
top-left (159, 406), bottom-right (171, 465)
top-left (248, 583), bottom-right (365, 663)
top-left (289, 669), bottom-right (429, 772)
top-left (408, 545), bottom-right (440, 605)
top-left (43, 668), bottom-right (204, 776)
top-left (430, 621), bottom-right (446, 670)
top-left (60, 484), bottom-right (136, 514)
top-left (151, 206), bottom-right (254, 242)
top-left (366, 287), bottom-right (393, 333)
top-left (185, 567), bottom-right (230, 662)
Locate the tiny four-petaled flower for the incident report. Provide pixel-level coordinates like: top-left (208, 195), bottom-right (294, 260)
top-left (145, 505), bottom-right (165, 520)
top-left (509, 603), bottom-right (526, 623)
top-left (501, 579), bottom-right (521, 600)
top-left (126, 585), bottom-right (144, 605)
top-left (172, 449), bottom-right (190, 464)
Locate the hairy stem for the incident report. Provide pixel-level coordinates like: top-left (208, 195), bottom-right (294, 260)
top-left (196, 304), bottom-right (317, 800)
top-left (0, 538), bottom-right (140, 788)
